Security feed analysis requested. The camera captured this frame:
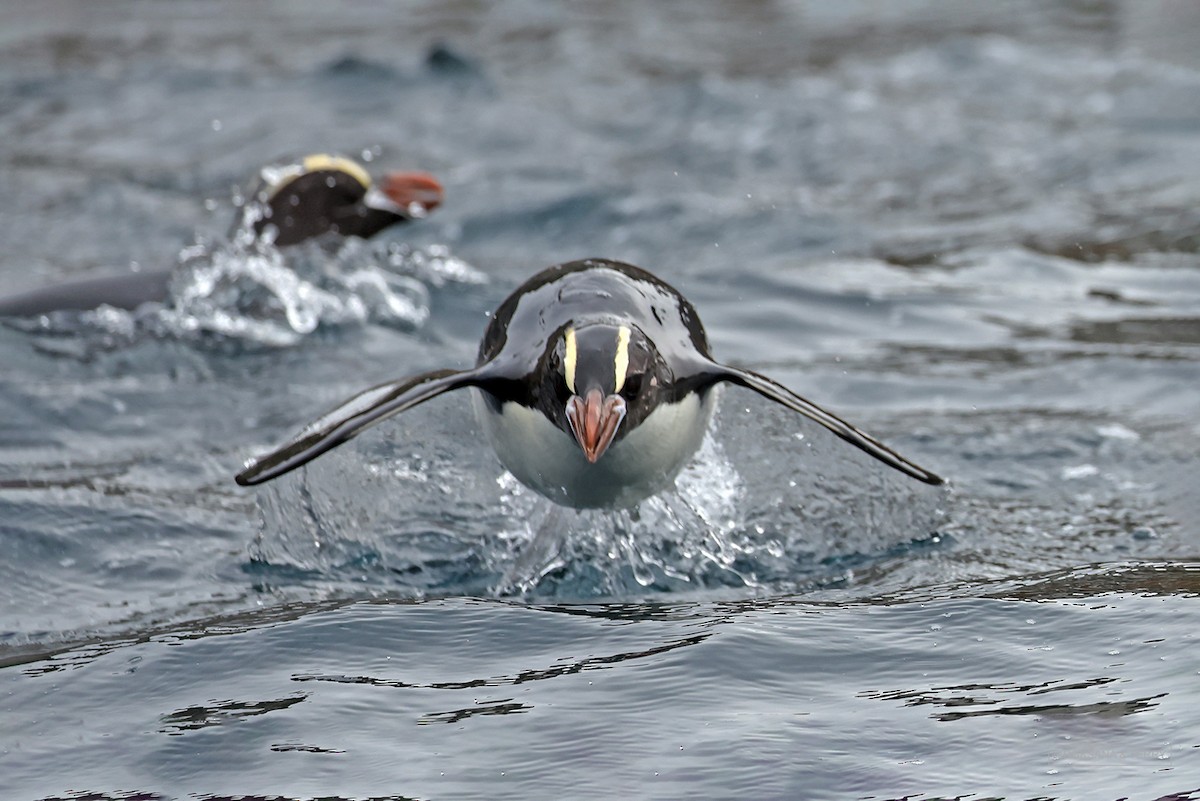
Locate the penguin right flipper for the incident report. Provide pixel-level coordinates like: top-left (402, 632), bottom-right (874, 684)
top-left (705, 364), bottom-right (946, 486)
top-left (236, 367), bottom-right (488, 486)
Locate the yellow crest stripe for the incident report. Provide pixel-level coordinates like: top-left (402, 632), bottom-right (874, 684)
top-left (301, 154), bottom-right (372, 191)
top-left (613, 325), bottom-right (631, 394)
top-left (564, 327), bottom-right (578, 393)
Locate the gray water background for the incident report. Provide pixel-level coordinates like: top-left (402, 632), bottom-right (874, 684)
top-left (2, 2), bottom-right (1199, 799)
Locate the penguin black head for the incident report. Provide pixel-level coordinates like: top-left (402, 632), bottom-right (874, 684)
top-left (251, 154), bottom-right (444, 246)
top-left (538, 319), bottom-right (670, 463)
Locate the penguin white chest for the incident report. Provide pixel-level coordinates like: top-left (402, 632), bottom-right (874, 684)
top-left (473, 389), bottom-right (717, 509)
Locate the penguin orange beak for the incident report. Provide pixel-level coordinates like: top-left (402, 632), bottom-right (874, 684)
top-left (566, 388), bottom-right (627, 464)
top-left (377, 171), bottom-right (445, 218)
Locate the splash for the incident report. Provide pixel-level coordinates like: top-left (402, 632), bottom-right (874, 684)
top-left (245, 420), bottom-right (938, 600)
top-left (243, 387), bottom-right (949, 601)
top-left (152, 236), bottom-right (476, 347)
top-left (480, 434), bottom-right (749, 595)
top-left (248, 434), bottom-right (757, 599)
top-left (11, 236), bottom-right (482, 354)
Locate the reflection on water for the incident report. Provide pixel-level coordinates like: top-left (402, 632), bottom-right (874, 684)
top-left (1068, 316), bottom-right (1200, 346)
top-left (862, 679), bottom-right (1167, 723)
top-left (7, 592), bottom-right (1200, 800)
top-left (159, 693), bottom-right (309, 735)
top-left (291, 630), bottom-right (709, 694)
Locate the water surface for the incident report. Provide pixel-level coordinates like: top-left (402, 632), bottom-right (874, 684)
top-left (2, 3), bottom-right (1199, 799)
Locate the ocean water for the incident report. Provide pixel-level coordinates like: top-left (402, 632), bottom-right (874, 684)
top-left (2, 2), bottom-right (1199, 799)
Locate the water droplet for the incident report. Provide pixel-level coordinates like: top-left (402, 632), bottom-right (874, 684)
top-left (210, 118), bottom-right (222, 131)
top-left (1097, 423), bottom-right (1139, 441)
top-left (1061, 464), bottom-right (1099, 480)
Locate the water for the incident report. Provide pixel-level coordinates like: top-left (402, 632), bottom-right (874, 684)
top-left (2, 2), bottom-right (1199, 799)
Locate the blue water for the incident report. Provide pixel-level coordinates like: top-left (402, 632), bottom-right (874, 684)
top-left (2, 3), bottom-right (1200, 799)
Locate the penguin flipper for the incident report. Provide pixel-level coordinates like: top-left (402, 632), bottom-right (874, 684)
top-left (236, 368), bottom-right (482, 486)
top-left (709, 365), bottom-right (946, 486)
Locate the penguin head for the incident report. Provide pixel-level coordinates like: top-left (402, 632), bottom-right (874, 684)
top-left (543, 319), bottom-right (669, 463)
top-left (253, 155), bottom-right (443, 246)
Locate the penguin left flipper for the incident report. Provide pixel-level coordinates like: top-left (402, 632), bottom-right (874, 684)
top-left (704, 364), bottom-right (945, 486)
top-left (236, 368), bottom-right (488, 486)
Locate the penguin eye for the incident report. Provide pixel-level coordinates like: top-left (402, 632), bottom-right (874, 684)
top-left (620, 372), bottom-right (643, 399)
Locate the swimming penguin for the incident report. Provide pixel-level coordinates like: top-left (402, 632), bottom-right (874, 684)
top-left (246, 154), bottom-right (443, 246)
top-left (0, 154), bottom-right (444, 317)
top-left (236, 258), bottom-right (944, 508)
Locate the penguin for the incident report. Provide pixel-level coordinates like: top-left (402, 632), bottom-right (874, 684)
top-left (236, 258), bottom-right (945, 508)
top-left (246, 154), bottom-right (443, 247)
top-left (0, 154), bottom-right (443, 317)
